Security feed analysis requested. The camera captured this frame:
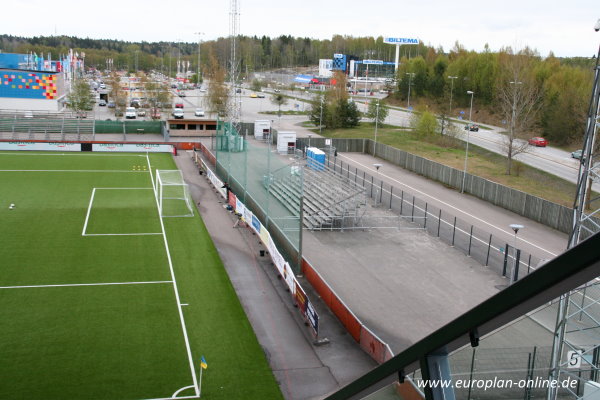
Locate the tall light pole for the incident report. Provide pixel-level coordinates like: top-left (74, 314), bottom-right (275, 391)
top-left (461, 90), bottom-right (475, 193)
top-left (406, 72), bottom-right (415, 109)
top-left (448, 76), bottom-right (458, 114)
top-left (195, 32), bottom-right (204, 108)
top-left (509, 224), bottom-right (524, 283)
top-left (319, 95), bottom-right (324, 135)
top-left (374, 100), bottom-right (380, 148)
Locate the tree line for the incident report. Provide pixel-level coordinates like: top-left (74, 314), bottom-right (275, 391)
top-left (1, 34), bottom-right (595, 145)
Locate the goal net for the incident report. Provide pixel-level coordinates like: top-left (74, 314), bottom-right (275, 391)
top-left (155, 170), bottom-right (194, 217)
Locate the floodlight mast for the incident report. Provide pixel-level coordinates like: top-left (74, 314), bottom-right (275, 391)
top-left (547, 21), bottom-right (600, 400)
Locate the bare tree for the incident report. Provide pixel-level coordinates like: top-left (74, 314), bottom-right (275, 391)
top-left (206, 51), bottom-right (228, 117)
top-left (497, 48), bottom-right (543, 175)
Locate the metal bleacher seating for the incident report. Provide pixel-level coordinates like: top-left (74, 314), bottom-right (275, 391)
top-left (266, 160), bottom-right (367, 230)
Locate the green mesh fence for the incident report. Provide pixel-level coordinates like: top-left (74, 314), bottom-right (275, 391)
top-left (215, 120), bottom-right (302, 270)
top-left (94, 120), bottom-right (163, 134)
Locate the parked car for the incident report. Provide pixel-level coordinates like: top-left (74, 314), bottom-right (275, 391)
top-left (257, 93), bottom-right (266, 98)
top-left (194, 108), bottom-right (205, 117)
top-left (571, 149), bottom-right (583, 160)
top-left (175, 103), bottom-right (184, 109)
top-left (528, 137), bottom-right (548, 147)
top-left (125, 107), bottom-right (137, 119)
top-left (235, 88), bottom-right (242, 93)
top-left (250, 93), bottom-right (258, 98)
top-left (136, 109), bottom-right (146, 117)
top-left (464, 123), bottom-right (479, 132)
top-left (178, 91), bottom-right (186, 97)
top-left (151, 109), bottom-right (161, 119)
top-left (107, 101), bottom-right (115, 108)
top-left (172, 108), bottom-right (184, 119)
top-left (98, 99), bottom-right (107, 106)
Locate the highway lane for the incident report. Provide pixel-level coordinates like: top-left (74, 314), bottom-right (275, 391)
top-left (274, 89), bottom-right (592, 190)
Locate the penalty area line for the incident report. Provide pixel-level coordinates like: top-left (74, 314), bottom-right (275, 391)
top-left (0, 281), bottom-right (173, 290)
top-left (81, 188), bottom-right (96, 236)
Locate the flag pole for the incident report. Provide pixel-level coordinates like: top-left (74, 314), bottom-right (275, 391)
top-left (198, 365), bottom-right (203, 397)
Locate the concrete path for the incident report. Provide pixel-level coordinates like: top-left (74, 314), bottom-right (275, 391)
top-left (174, 151), bottom-right (377, 400)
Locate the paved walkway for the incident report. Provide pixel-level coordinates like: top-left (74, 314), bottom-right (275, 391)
top-left (174, 151), bottom-right (377, 400)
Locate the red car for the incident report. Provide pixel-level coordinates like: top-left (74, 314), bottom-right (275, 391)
top-left (528, 137), bottom-right (548, 147)
top-left (175, 103), bottom-right (184, 109)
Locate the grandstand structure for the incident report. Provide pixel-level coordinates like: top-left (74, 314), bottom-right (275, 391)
top-left (266, 161), bottom-right (367, 231)
top-left (0, 110), bottom-right (94, 141)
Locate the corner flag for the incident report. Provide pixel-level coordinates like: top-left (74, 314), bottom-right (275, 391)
top-left (200, 356), bottom-right (208, 370)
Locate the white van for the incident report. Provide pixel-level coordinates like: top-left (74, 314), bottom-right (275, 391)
top-left (125, 107), bottom-right (137, 119)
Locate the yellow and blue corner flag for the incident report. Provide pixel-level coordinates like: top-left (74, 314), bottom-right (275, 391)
top-left (200, 356), bottom-right (208, 370)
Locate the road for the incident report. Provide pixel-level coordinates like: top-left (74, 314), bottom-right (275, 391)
top-left (258, 86), bottom-right (592, 191)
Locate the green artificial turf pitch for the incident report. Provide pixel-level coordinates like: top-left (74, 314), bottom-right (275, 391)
top-left (0, 152), bottom-right (282, 400)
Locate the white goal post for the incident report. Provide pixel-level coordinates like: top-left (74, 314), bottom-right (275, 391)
top-left (155, 170), bottom-right (194, 217)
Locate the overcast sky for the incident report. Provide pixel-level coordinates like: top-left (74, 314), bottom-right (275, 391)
top-left (4, 0), bottom-right (599, 58)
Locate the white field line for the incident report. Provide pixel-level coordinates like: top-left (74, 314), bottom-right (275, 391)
top-left (144, 395), bottom-right (199, 400)
top-left (341, 155), bottom-right (559, 258)
top-left (170, 385), bottom-right (197, 398)
top-left (0, 281), bottom-right (173, 290)
top-left (83, 233), bottom-right (163, 236)
top-left (82, 188), bottom-right (96, 236)
top-left (147, 154), bottom-right (199, 397)
top-left (0, 169), bottom-right (147, 173)
top-left (82, 187), bottom-right (161, 236)
top-left (95, 187), bottom-right (153, 190)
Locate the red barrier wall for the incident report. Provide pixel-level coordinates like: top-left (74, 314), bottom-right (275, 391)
top-left (302, 259), bottom-right (361, 342)
top-left (360, 327), bottom-right (389, 364)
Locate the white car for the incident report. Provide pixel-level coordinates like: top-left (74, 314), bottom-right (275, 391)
top-left (125, 107), bottom-right (137, 119)
top-left (194, 108), bottom-right (205, 117)
top-left (172, 108), bottom-right (185, 119)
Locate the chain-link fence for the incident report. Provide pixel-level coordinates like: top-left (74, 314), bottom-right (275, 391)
top-left (215, 123), bottom-right (303, 270)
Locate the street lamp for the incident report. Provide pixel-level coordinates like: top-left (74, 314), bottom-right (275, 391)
top-left (448, 76), bottom-right (458, 114)
top-left (509, 224), bottom-right (524, 283)
top-left (373, 163), bottom-right (383, 206)
top-left (461, 90), bottom-right (475, 193)
top-left (319, 95), bottom-right (324, 135)
top-left (195, 32), bottom-right (205, 108)
top-left (374, 100), bottom-right (380, 154)
top-left (405, 72), bottom-right (415, 109)
top-left (307, 134), bottom-right (312, 148)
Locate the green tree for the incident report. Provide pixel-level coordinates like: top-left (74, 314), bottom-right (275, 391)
top-left (541, 65), bottom-right (591, 145)
top-left (250, 79), bottom-right (262, 92)
top-left (366, 100), bottom-right (389, 125)
top-left (67, 78), bottom-right (94, 116)
top-left (271, 93), bottom-right (287, 118)
top-left (410, 111), bottom-right (438, 137)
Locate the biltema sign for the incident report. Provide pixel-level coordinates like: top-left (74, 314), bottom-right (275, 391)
top-left (363, 59), bottom-right (384, 65)
top-left (333, 53), bottom-right (344, 59)
top-left (384, 37), bottom-right (419, 45)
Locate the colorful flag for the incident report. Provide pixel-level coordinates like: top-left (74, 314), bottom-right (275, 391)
top-left (200, 356), bottom-right (208, 370)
